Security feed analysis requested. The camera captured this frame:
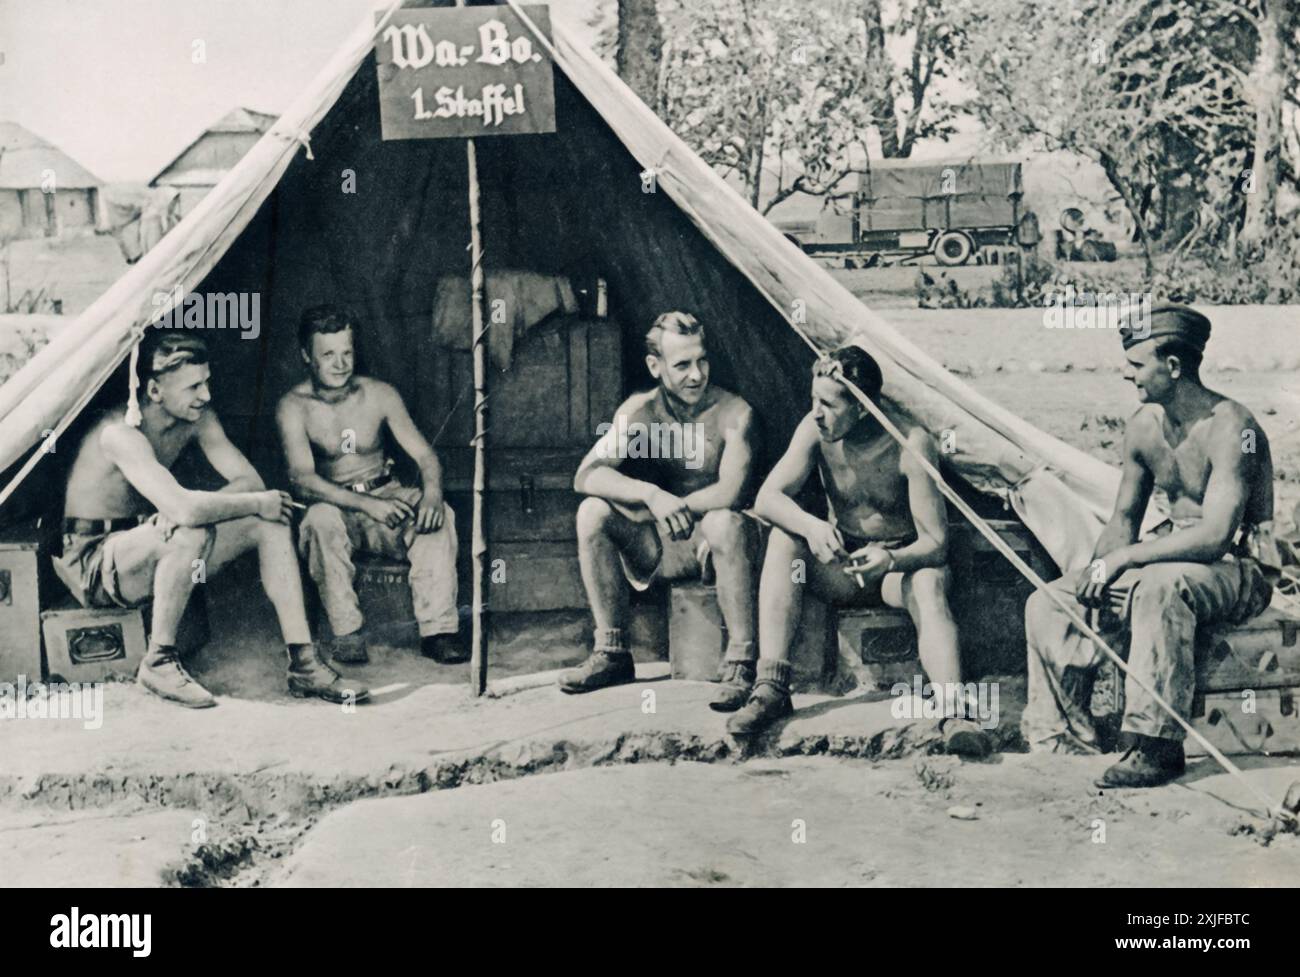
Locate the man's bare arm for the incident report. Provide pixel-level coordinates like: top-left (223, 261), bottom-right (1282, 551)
top-left (574, 396), bottom-right (694, 539)
top-left (1076, 418), bottom-right (1157, 604)
top-left (381, 382), bottom-right (443, 495)
top-left (195, 411), bottom-right (264, 494)
top-left (379, 382), bottom-right (445, 531)
top-left (753, 415), bottom-right (821, 538)
top-left (101, 424), bottom-right (273, 527)
top-left (274, 396), bottom-right (375, 514)
top-left (573, 397), bottom-right (661, 508)
top-left (1094, 415), bottom-right (1155, 560)
top-left (882, 430), bottom-right (947, 573)
top-left (683, 403), bottom-right (755, 514)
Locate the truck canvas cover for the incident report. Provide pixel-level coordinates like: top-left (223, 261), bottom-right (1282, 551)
top-left (859, 160), bottom-right (1023, 232)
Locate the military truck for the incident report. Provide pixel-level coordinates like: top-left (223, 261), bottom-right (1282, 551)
top-left (775, 159), bottom-right (1031, 267)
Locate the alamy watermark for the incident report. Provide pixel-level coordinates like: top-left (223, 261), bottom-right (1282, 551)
top-left (1042, 280), bottom-right (1151, 338)
top-left (890, 676), bottom-right (1000, 730)
top-left (595, 416), bottom-right (705, 469)
top-left (150, 284), bottom-right (260, 340)
top-left (0, 675), bottom-right (104, 730)
top-left (50, 908), bottom-right (150, 957)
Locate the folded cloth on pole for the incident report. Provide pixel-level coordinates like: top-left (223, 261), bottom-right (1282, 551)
top-left (431, 269), bottom-right (578, 371)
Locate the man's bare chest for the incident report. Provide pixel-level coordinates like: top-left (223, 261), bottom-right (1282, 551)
top-left (819, 440), bottom-right (906, 510)
top-left (630, 399), bottom-right (728, 482)
top-left (303, 399), bottom-right (385, 458)
top-left (1145, 427), bottom-right (1213, 502)
top-left (145, 425), bottom-right (196, 470)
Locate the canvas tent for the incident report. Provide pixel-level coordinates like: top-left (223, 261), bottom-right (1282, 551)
top-left (0, 0), bottom-right (1123, 613)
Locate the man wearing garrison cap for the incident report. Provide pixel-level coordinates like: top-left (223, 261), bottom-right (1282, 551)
top-left (1023, 305), bottom-right (1275, 787)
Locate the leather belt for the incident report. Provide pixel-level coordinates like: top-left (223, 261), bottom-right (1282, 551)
top-left (344, 471), bottom-right (394, 494)
top-left (63, 516), bottom-right (143, 536)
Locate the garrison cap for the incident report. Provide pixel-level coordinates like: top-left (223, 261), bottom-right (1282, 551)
top-left (1120, 304), bottom-right (1211, 352)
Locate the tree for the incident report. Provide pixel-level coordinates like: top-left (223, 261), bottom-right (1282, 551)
top-left (956, 0), bottom-right (1298, 275)
top-left (1237, 0), bottom-right (1296, 250)
top-left (862, 0), bottom-right (964, 159)
top-left (597, 0), bottom-right (965, 211)
top-left (615, 0), bottom-right (664, 107)
top-left (657, 0), bottom-right (885, 211)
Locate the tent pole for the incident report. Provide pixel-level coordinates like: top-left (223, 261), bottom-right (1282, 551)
top-left (466, 135), bottom-right (489, 697)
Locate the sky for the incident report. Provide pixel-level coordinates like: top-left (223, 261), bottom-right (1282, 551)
top-left (0, 0), bottom-right (601, 183)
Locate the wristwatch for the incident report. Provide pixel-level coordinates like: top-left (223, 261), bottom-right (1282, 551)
top-left (883, 550), bottom-right (897, 572)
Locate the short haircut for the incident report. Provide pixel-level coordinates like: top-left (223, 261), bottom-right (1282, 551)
top-left (137, 331), bottom-right (208, 385)
top-left (645, 310), bottom-right (704, 358)
top-left (1153, 338), bottom-right (1203, 378)
top-left (814, 345), bottom-right (883, 402)
top-left (299, 304), bottom-right (358, 350)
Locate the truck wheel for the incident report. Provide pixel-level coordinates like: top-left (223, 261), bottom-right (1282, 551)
top-left (934, 231), bottom-right (973, 266)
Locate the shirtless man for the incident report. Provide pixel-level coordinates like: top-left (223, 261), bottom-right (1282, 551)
top-left (277, 305), bottom-right (465, 664)
top-left (54, 331), bottom-right (364, 708)
top-left (726, 346), bottom-right (990, 755)
top-left (1024, 305), bottom-right (1274, 787)
top-left (559, 311), bottom-right (760, 706)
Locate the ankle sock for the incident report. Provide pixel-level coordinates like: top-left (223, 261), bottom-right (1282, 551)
top-left (143, 642), bottom-right (178, 668)
top-left (756, 659), bottom-right (792, 693)
top-left (723, 640), bottom-right (756, 665)
top-left (594, 628), bottom-right (627, 655)
top-left (286, 642), bottom-right (315, 664)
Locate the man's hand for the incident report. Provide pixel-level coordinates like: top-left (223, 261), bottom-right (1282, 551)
top-left (257, 490), bottom-right (295, 525)
top-left (154, 513), bottom-right (179, 541)
top-left (805, 519), bottom-right (848, 564)
top-left (1074, 547), bottom-right (1132, 608)
top-left (843, 545), bottom-right (894, 587)
top-left (415, 488), bottom-right (445, 533)
top-left (648, 489), bottom-right (695, 541)
top-left (363, 496), bottom-right (415, 530)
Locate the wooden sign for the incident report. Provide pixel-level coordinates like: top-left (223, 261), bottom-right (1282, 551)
top-left (375, 5), bottom-right (556, 140)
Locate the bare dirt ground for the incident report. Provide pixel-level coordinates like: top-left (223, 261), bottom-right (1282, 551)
top-left (3, 666), bottom-right (1299, 887)
top-left (273, 755), bottom-right (1300, 888)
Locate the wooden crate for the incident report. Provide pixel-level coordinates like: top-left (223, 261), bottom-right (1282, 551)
top-left (1188, 687), bottom-right (1300, 756)
top-left (313, 556), bottom-right (420, 646)
top-left (1091, 608), bottom-right (1300, 756)
top-left (41, 605), bottom-right (147, 683)
top-left (433, 315), bottom-right (624, 614)
top-left (1196, 608), bottom-right (1300, 693)
top-left (0, 535), bottom-right (42, 683)
top-left (487, 540), bottom-right (587, 613)
top-left (668, 581), bottom-right (831, 691)
top-left (948, 516), bottom-right (1056, 677)
top-left (835, 607), bottom-right (919, 692)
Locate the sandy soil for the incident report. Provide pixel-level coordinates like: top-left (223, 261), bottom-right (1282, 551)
top-left (273, 755), bottom-right (1300, 888)
top-left (4, 668), bottom-right (1298, 887)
